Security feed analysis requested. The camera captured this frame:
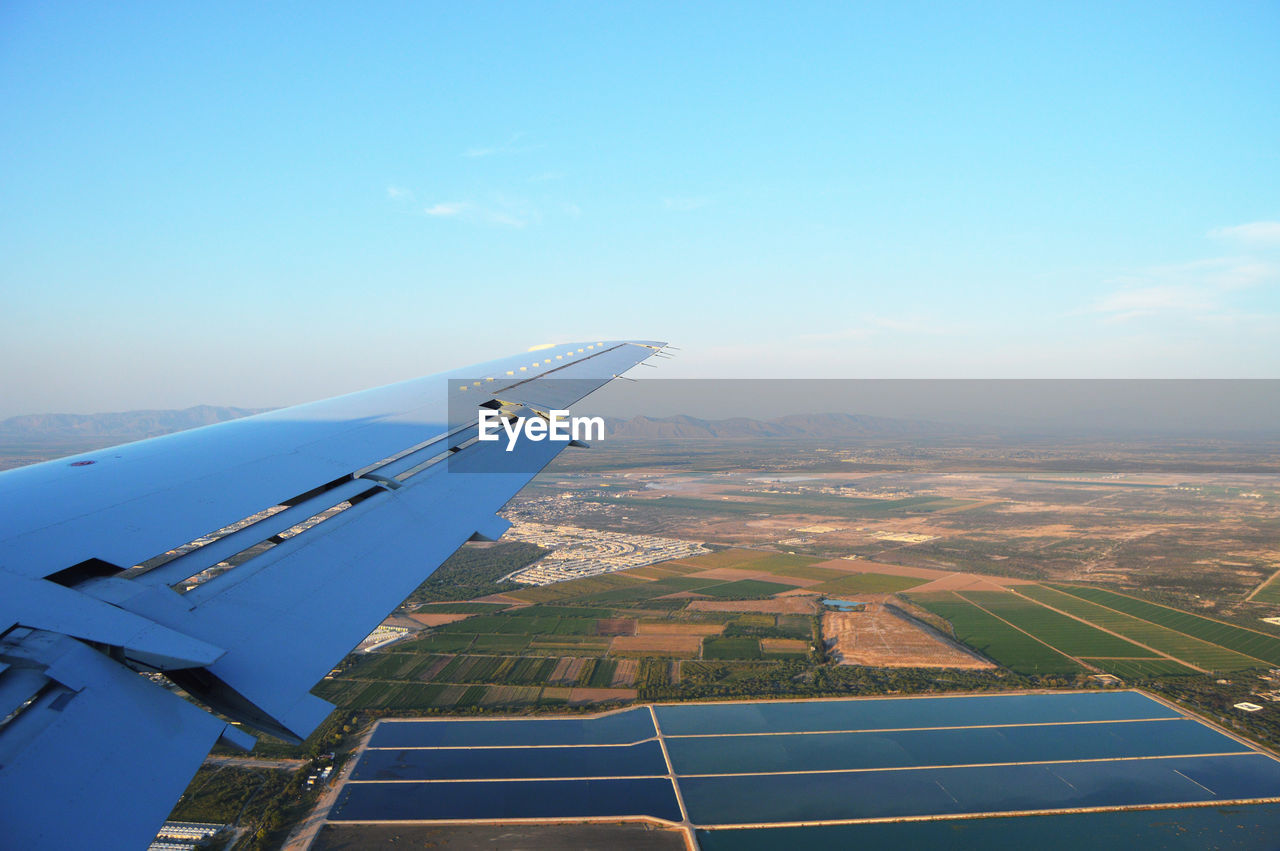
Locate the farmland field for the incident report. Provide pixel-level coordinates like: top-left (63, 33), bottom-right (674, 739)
top-left (1050, 585), bottom-right (1280, 665)
top-left (958, 591), bottom-right (1159, 659)
top-left (702, 637), bottom-right (763, 660)
top-left (1018, 585), bottom-right (1262, 671)
top-left (810, 573), bottom-right (928, 595)
top-left (906, 593), bottom-right (1083, 675)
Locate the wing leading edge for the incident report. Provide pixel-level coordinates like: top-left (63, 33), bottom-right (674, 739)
top-left (0, 340), bottom-right (666, 849)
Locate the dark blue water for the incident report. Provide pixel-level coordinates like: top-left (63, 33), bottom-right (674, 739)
top-left (368, 706), bottom-right (654, 748)
top-left (679, 754), bottom-right (1280, 824)
top-left (655, 691), bottom-right (1177, 736)
top-left (667, 719), bottom-right (1241, 775)
top-left (354, 740), bottom-right (668, 781)
top-left (696, 803), bottom-right (1280, 850)
top-left (330, 777), bottom-right (682, 822)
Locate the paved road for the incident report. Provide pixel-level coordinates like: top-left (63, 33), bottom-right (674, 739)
top-left (281, 726), bottom-right (376, 851)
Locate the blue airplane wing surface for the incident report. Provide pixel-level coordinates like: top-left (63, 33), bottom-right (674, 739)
top-left (0, 340), bottom-right (664, 849)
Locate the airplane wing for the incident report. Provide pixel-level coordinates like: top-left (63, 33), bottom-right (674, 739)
top-left (0, 340), bottom-right (665, 849)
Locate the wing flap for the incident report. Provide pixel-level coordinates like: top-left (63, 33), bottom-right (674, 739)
top-left (0, 634), bottom-right (229, 850)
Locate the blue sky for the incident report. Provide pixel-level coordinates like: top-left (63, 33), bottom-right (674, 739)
top-left (2, 2), bottom-right (1278, 416)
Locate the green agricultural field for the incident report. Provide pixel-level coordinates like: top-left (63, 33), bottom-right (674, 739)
top-left (907, 593), bottom-right (1083, 676)
top-left (668, 549), bottom-right (788, 570)
top-left (647, 561), bottom-right (706, 575)
top-left (470, 634), bottom-right (532, 653)
top-left (762, 565), bottom-right (848, 581)
top-left (702, 637), bottom-right (763, 660)
top-left (351, 653), bottom-right (421, 679)
top-left (528, 637), bottom-right (613, 652)
top-left (1081, 658), bottom-right (1198, 678)
top-left (586, 659), bottom-right (619, 687)
top-left (1018, 585), bottom-right (1262, 671)
top-left (579, 576), bottom-right (730, 603)
top-left (376, 683), bottom-right (448, 709)
top-left (811, 573), bottom-right (927, 595)
top-left (777, 615), bottom-right (815, 638)
top-left (1052, 585), bottom-right (1280, 665)
top-left (730, 553), bottom-right (825, 574)
top-left (401, 633), bottom-right (475, 653)
top-left (437, 614), bottom-right (599, 636)
top-left (504, 572), bottom-right (649, 603)
top-left (696, 579), bottom-right (794, 599)
top-left (513, 605), bottom-right (616, 618)
top-left (504, 657), bottom-right (557, 684)
top-left (1251, 571), bottom-right (1280, 604)
top-left (959, 591), bottom-right (1159, 659)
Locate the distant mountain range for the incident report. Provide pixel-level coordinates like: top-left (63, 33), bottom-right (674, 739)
top-left (601, 412), bottom-right (958, 439)
top-left (0, 406), bottom-right (266, 440)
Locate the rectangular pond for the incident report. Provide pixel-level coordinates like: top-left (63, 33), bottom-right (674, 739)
top-left (354, 740), bottom-right (668, 781)
top-left (678, 753), bottom-right (1280, 824)
top-left (696, 802), bottom-right (1280, 850)
top-left (655, 691), bottom-right (1178, 736)
top-left (331, 777), bottom-right (682, 823)
top-left (666, 718), bottom-right (1244, 776)
top-left (368, 706), bottom-right (654, 748)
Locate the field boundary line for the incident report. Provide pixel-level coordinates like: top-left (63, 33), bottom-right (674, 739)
top-left (1072, 582), bottom-right (1280, 639)
top-left (326, 815), bottom-right (688, 829)
top-left (1246, 568), bottom-right (1280, 602)
top-left (953, 591), bottom-right (1094, 672)
top-left (673, 750), bottom-right (1256, 779)
top-left (660, 716), bottom-right (1184, 739)
top-left (693, 795), bottom-right (1280, 831)
top-left (649, 704), bottom-right (700, 851)
top-left (367, 739), bottom-right (658, 750)
top-left (1048, 585), bottom-right (1272, 668)
top-left (1007, 586), bottom-right (1205, 673)
top-left (347, 774), bottom-right (675, 784)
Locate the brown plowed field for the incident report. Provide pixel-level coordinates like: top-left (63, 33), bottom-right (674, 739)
top-left (688, 598), bottom-right (818, 614)
top-left (761, 638), bottom-right (810, 654)
top-left (418, 655), bottom-right (455, 681)
top-left (635, 622), bottom-right (725, 636)
top-left (609, 635), bottom-right (702, 655)
top-left (823, 595), bottom-right (994, 669)
top-left (907, 572), bottom-right (1035, 592)
top-left (595, 618), bottom-right (637, 636)
top-left (568, 687), bottom-right (638, 704)
top-left (550, 657), bottom-right (590, 685)
top-left (612, 658), bottom-right (639, 686)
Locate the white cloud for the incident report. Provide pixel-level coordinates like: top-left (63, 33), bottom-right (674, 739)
top-left (419, 198), bottom-right (533, 228)
top-left (386, 185), bottom-right (414, 200)
top-left (424, 202), bottom-right (467, 217)
top-left (1093, 284), bottom-right (1218, 322)
top-left (1091, 221), bottom-right (1280, 323)
top-left (1208, 221), bottom-right (1280, 247)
